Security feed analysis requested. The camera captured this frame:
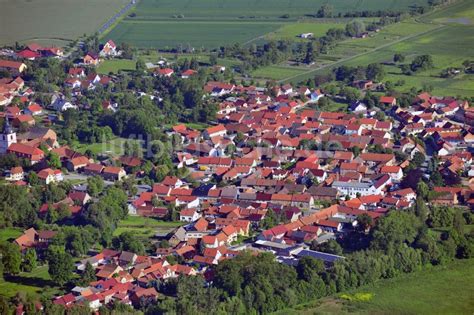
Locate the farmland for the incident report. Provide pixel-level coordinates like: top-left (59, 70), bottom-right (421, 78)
top-left (106, 20), bottom-right (281, 49)
top-left (276, 258), bottom-right (474, 315)
top-left (105, 0), bottom-right (427, 49)
top-left (279, 0), bottom-right (474, 97)
top-left (0, 0), bottom-right (130, 46)
top-left (97, 59), bottom-right (137, 74)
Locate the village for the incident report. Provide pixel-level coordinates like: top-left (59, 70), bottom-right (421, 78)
top-left (0, 37), bottom-right (473, 313)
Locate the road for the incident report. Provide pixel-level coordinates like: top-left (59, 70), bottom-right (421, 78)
top-left (277, 24), bottom-right (446, 84)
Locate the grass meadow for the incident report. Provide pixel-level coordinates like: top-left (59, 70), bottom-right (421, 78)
top-left (0, 265), bottom-right (62, 298)
top-left (97, 59), bottom-right (137, 74)
top-left (0, 0), bottom-right (129, 46)
top-left (276, 258), bottom-right (474, 315)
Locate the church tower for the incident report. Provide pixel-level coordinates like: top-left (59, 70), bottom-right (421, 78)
top-left (0, 118), bottom-right (17, 154)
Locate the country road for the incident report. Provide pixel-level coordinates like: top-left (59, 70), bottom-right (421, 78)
top-left (277, 23), bottom-right (447, 84)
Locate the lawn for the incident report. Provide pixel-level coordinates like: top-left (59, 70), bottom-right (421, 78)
top-left (97, 59), bottom-right (137, 74)
top-left (0, 265), bottom-right (61, 298)
top-left (0, 0), bottom-right (130, 46)
top-left (277, 258), bottom-right (474, 315)
top-left (0, 227), bottom-right (22, 242)
top-left (114, 216), bottom-right (183, 237)
top-left (252, 66), bottom-right (307, 80)
top-left (72, 137), bottom-right (143, 156)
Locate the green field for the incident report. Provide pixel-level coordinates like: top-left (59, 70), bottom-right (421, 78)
top-left (106, 20), bottom-right (281, 49)
top-left (105, 0), bottom-right (428, 49)
top-left (114, 216), bottom-right (183, 237)
top-left (281, 0), bottom-right (474, 97)
top-left (277, 258), bottom-right (474, 315)
top-left (0, 0), bottom-right (130, 46)
top-left (126, 0), bottom-right (428, 20)
top-left (72, 137), bottom-right (142, 156)
top-left (0, 266), bottom-right (61, 298)
top-left (252, 65), bottom-right (307, 80)
top-left (97, 59), bottom-right (137, 74)
top-left (267, 22), bottom-right (345, 41)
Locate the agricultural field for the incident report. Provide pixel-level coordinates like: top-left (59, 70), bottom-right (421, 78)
top-left (276, 258), bottom-right (474, 315)
top-left (104, 0), bottom-right (427, 49)
top-left (0, 0), bottom-right (130, 46)
top-left (126, 0), bottom-right (428, 20)
top-left (106, 20), bottom-right (281, 49)
top-left (281, 0), bottom-right (474, 97)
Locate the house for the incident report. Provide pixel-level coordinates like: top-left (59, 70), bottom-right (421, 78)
top-left (102, 166), bottom-right (126, 181)
top-left (203, 124), bottom-right (226, 139)
top-left (180, 208), bottom-right (201, 222)
top-left (332, 175), bottom-right (390, 198)
top-left (7, 143), bottom-right (44, 164)
top-left (25, 103), bottom-right (43, 116)
top-left (155, 68), bottom-right (174, 77)
top-left (181, 69), bottom-right (197, 79)
top-left (379, 96), bottom-right (397, 106)
top-left (68, 67), bottom-right (86, 78)
top-left (13, 114), bottom-right (35, 127)
top-left (83, 52), bottom-right (100, 65)
top-left (349, 101), bottom-right (367, 113)
top-left (100, 40), bottom-right (118, 57)
top-left (38, 168), bottom-right (63, 184)
top-left (317, 219), bottom-right (343, 233)
top-left (66, 156), bottom-right (91, 171)
top-left (0, 60), bottom-right (27, 75)
top-left (14, 228), bottom-right (57, 250)
top-left (50, 95), bottom-right (77, 112)
top-left (5, 166), bottom-right (24, 181)
top-left (380, 165), bottom-right (403, 181)
top-left (299, 33), bottom-right (313, 39)
top-left (84, 163), bottom-right (104, 176)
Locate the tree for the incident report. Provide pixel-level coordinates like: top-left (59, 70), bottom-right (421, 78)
top-left (135, 58), bottom-right (146, 72)
top-left (296, 256), bottom-right (324, 282)
top-left (410, 55), bottom-right (434, 72)
top-left (27, 171), bottom-right (39, 186)
top-left (416, 181), bottom-right (429, 200)
top-left (46, 152), bottom-right (61, 169)
top-left (428, 206), bottom-right (455, 228)
top-left (209, 53), bottom-right (218, 66)
top-left (357, 213), bottom-right (373, 232)
top-left (393, 53), bottom-right (405, 63)
top-left (113, 232), bottom-right (145, 255)
top-left (371, 211), bottom-right (420, 250)
top-left (1, 243), bottom-right (21, 275)
top-left (412, 151), bottom-right (426, 168)
top-left (311, 239), bottom-right (343, 255)
top-left (82, 261), bottom-right (97, 284)
top-left (345, 20), bottom-right (365, 37)
top-left (316, 4), bottom-right (333, 18)
top-left (366, 63), bottom-right (385, 82)
top-left (87, 175), bottom-right (104, 197)
top-left (47, 246), bottom-right (74, 286)
top-left (22, 248), bottom-right (37, 272)
top-left (414, 197), bottom-right (429, 222)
